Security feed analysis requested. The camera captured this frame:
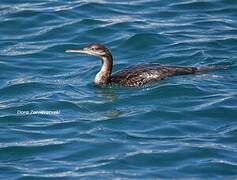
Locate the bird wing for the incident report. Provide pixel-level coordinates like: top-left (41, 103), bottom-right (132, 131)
top-left (109, 64), bottom-right (162, 86)
top-left (109, 64), bottom-right (198, 86)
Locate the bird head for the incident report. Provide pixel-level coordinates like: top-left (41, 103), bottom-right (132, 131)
top-left (65, 43), bottom-right (111, 57)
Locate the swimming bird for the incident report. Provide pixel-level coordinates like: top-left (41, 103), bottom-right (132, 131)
top-left (65, 43), bottom-right (222, 87)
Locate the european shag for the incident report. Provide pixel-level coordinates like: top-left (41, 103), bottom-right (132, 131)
top-left (65, 43), bottom-right (222, 87)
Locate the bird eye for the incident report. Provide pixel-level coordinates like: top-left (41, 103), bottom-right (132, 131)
top-left (92, 47), bottom-right (97, 51)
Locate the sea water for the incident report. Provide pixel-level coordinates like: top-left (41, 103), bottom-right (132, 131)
top-left (0, 0), bottom-right (237, 179)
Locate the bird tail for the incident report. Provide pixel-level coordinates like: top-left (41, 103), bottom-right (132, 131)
top-left (196, 65), bottom-right (229, 73)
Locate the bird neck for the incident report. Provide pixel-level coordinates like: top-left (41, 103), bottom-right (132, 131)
top-left (95, 54), bottom-right (113, 85)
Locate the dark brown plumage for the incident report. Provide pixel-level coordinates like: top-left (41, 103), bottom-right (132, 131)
top-left (108, 64), bottom-right (197, 86)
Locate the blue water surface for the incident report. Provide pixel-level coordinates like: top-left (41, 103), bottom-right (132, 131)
top-left (0, 0), bottom-right (237, 179)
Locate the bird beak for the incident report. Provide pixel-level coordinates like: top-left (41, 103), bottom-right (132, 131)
top-left (65, 48), bottom-right (95, 56)
top-left (65, 49), bottom-right (87, 54)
